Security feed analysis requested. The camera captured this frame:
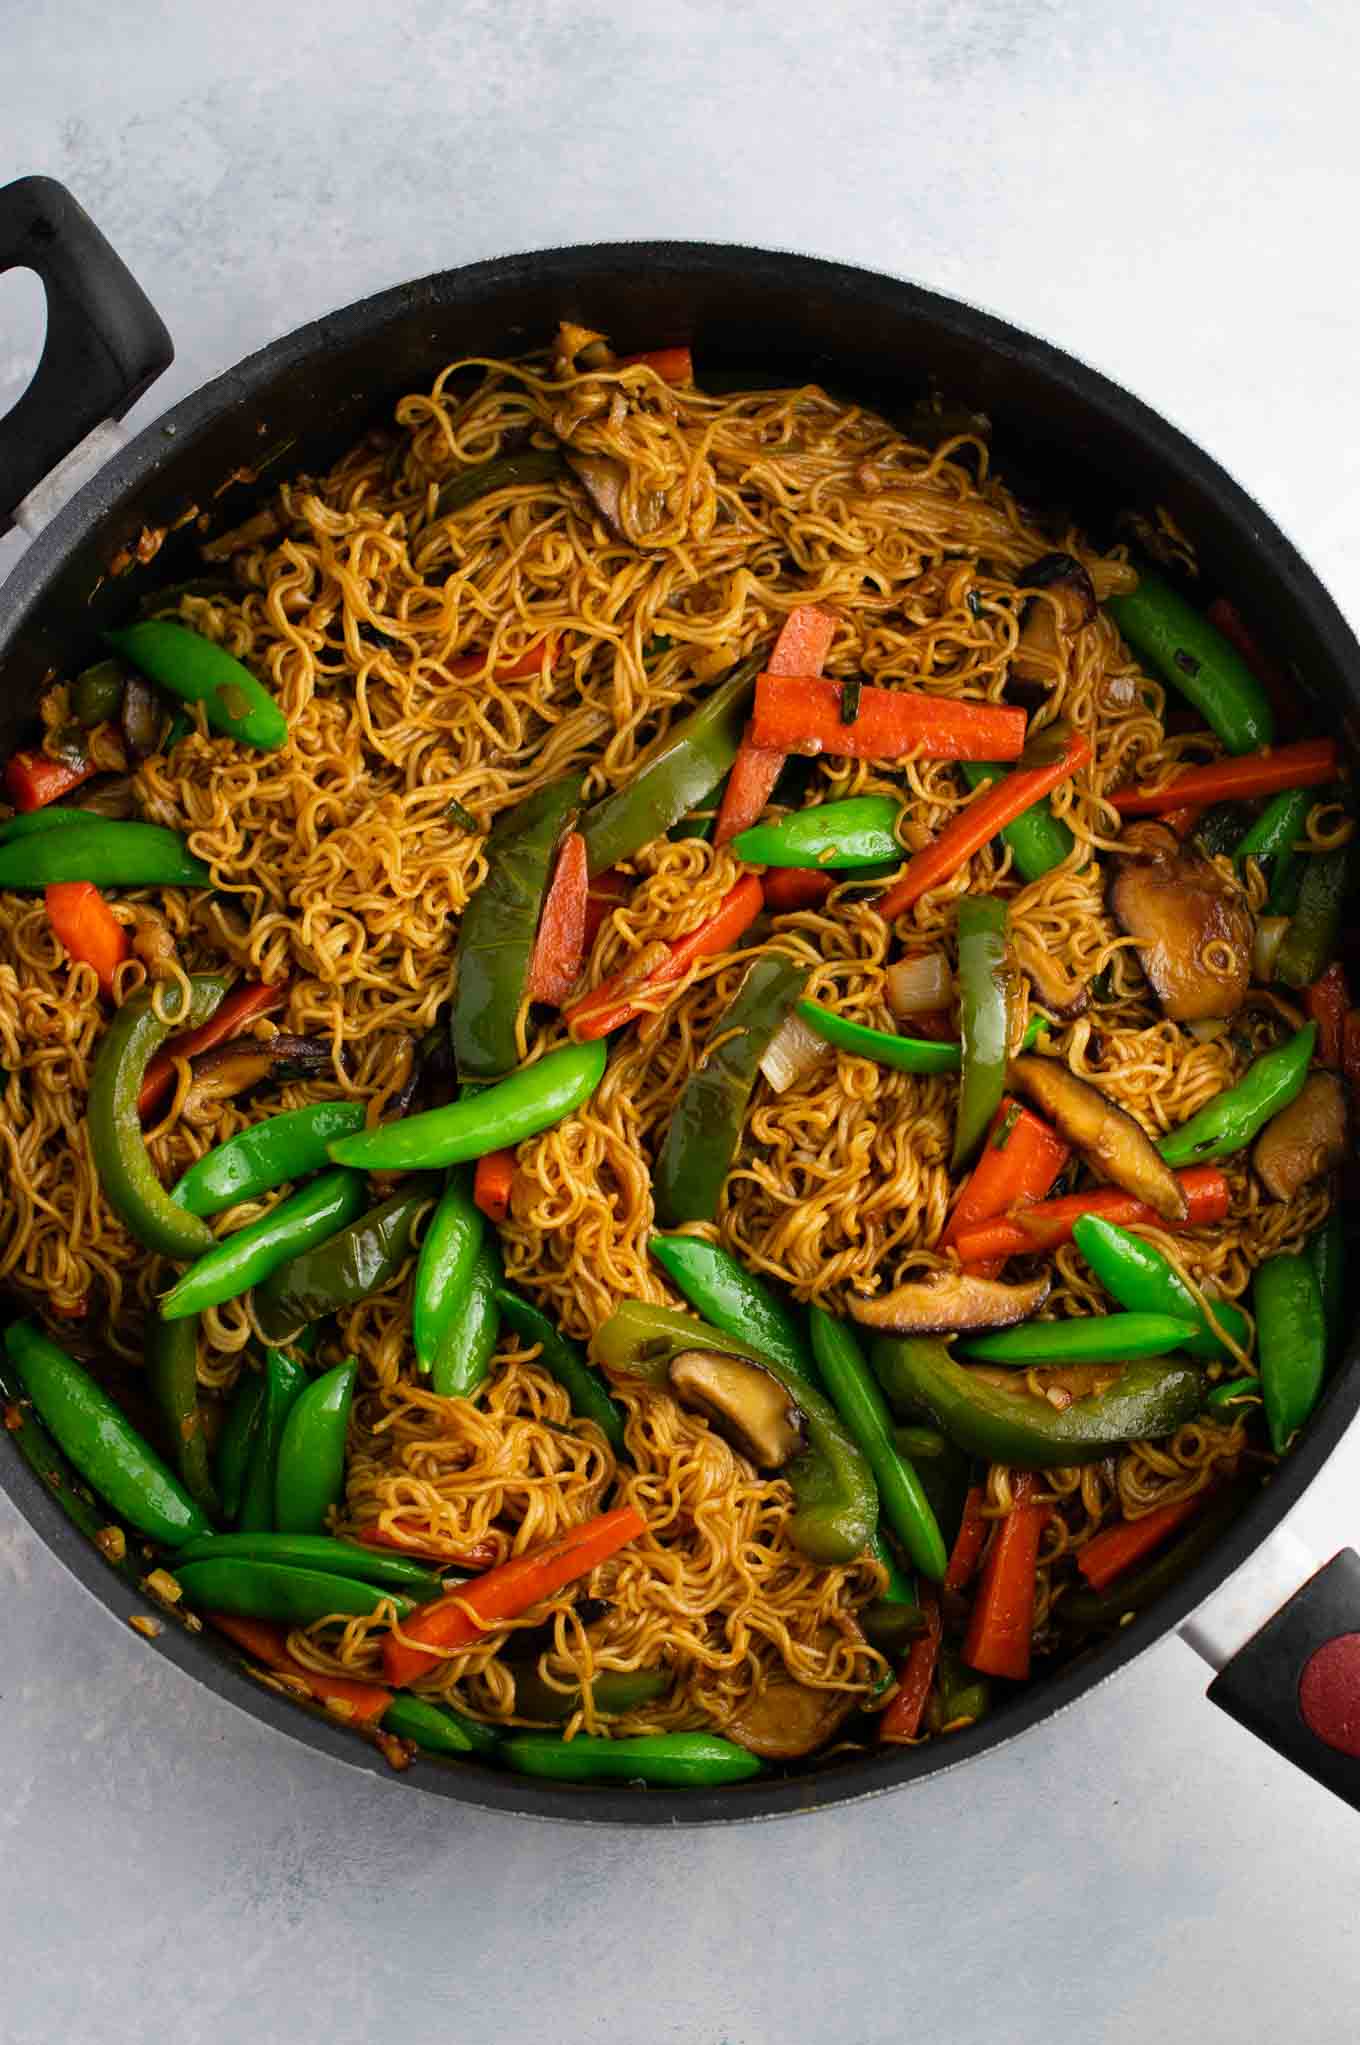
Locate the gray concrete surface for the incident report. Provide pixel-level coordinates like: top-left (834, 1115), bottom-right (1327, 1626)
top-left (4, 3), bottom-right (1360, 2040)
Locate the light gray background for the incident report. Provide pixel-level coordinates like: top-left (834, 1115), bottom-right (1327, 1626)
top-left (3, 4), bottom-right (1359, 2041)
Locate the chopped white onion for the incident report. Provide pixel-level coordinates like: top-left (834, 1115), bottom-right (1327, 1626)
top-left (885, 951), bottom-right (952, 1018)
top-left (1253, 916), bottom-right (1290, 985)
top-left (759, 1012), bottom-right (829, 1094)
top-left (1186, 1017), bottom-right (1230, 1043)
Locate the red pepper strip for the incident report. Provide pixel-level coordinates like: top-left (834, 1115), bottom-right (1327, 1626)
top-left (583, 867), bottom-right (632, 949)
top-left (44, 882), bottom-right (129, 997)
top-left (473, 1149), bottom-right (516, 1224)
top-left (1162, 802), bottom-right (1208, 840)
top-left (944, 1486), bottom-right (989, 1593)
top-left (442, 636), bottom-right (555, 682)
top-left (1110, 739), bottom-right (1339, 815)
top-left (383, 1504), bottom-right (647, 1687)
top-left (1344, 1010), bottom-right (1360, 1095)
top-left (616, 346), bottom-right (693, 383)
top-left (949, 1164), bottom-right (1230, 1264)
top-left (963, 1474), bottom-right (1046, 1680)
top-left (138, 980), bottom-right (289, 1120)
top-left (565, 874), bottom-right (763, 1041)
top-left (3, 750), bottom-right (101, 812)
top-left (353, 1525), bottom-right (500, 1570)
top-left (763, 867), bottom-right (834, 913)
top-left (941, 1099), bottom-right (1070, 1282)
top-left (752, 675), bottom-right (1027, 767)
top-left (208, 1613), bottom-right (393, 1723)
top-left (879, 726), bottom-right (1089, 918)
top-left (714, 604), bottom-right (837, 845)
top-left (528, 830), bottom-right (589, 1005)
top-left (1306, 962), bottom-right (1350, 1068)
top-left (1075, 1493), bottom-right (1205, 1593)
top-left (879, 1586), bottom-right (942, 1742)
top-left (1204, 599), bottom-right (1296, 728)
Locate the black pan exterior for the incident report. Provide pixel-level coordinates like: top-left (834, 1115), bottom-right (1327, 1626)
top-left (2, 242), bottom-right (1357, 1825)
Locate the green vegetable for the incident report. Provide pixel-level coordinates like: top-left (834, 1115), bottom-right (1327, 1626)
top-left (451, 774), bottom-right (584, 1080)
top-left (328, 1041), bottom-right (607, 1173)
top-left (668, 773), bottom-right (726, 843)
top-left (1309, 1212), bottom-right (1345, 1363)
top-left (648, 1234), bottom-right (814, 1384)
top-left (88, 976), bottom-right (228, 1259)
top-left (253, 1180), bottom-right (437, 1341)
top-left (145, 1313), bottom-right (219, 1520)
top-left (1195, 803), bottom-right (1247, 859)
top-left (959, 1312), bottom-right (1200, 1366)
top-left (930, 1644), bottom-right (991, 1730)
top-left (960, 761), bottom-right (1074, 880)
top-left (502, 1729), bottom-right (761, 1786)
top-left (2, 1320), bottom-right (209, 1546)
top-left (653, 954), bottom-right (807, 1225)
top-left (1276, 848), bottom-right (1350, 989)
top-left (158, 1168), bottom-right (369, 1321)
top-left (809, 1307), bottom-right (947, 1581)
top-left (237, 1348), bottom-right (308, 1532)
top-left (172, 1531), bottom-right (445, 1595)
top-left (428, 447), bottom-right (565, 524)
top-left (0, 1347), bottom-right (142, 1580)
top-left (1253, 1253), bottom-right (1327, 1454)
top-left (382, 1693), bottom-right (503, 1757)
top-left (839, 677), bottom-right (863, 724)
top-left (0, 807), bottom-right (105, 845)
top-left (1234, 789), bottom-right (1310, 905)
top-left (731, 796), bottom-right (903, 870)
top-left (511, 1666), bottom-right (671, 1723)
top-left (1106, 570), bottom-right (1274, 753)
top-left (494, 1284), bottom-right (628, 1454)
top-left (216, 1371), bottom-right (264, 1522)
top-left (1059, 1485), bottom-right (1250, 1630)
top-left (953, 895), bottom-right (1009, 1170)
top-left (432, 1240), bottom-right (502, 1399)
top-left (171, 1101), bottom-right (368, 1217)
top-left (0, 820), bottom-right (210, 890)
top-left (592, 1300), bottom-right (876, 1564)
top-left (867, 1526), bottom-right (916, 1605)
top-left (579, 656), bottom-right (762, 875)
top-left (1158, 1024), bottom-right (1317, 1166)
top-left (1204, 1375), bottom-right (1261, 1416)
top-left (412, 1172), bottom-right (485, 1374)
top-left (797, 1002), bottom-right (1042, 1076)
top-left (173, 1557), bottom-right (412, 1624)
top-left (868, 1336), bottom-right (1203, 1468)
top-left (860, 1599), bottom-right (926, 1658)
top-left (274, 1360), bottom-right (357, 1535)
top-left (1072, 1213), bottom-right (1251, 1362)
top-left (72, 658), bottom-right (128, 727)
top-left (105, 618), bottom-right (289, 750)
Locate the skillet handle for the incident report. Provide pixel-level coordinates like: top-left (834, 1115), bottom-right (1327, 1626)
top-left (0, 175), bottom-right (173, 539)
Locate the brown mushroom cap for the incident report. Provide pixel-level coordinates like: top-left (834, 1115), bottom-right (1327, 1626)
top-left (723, 1639), bottom-right (862, 1759)
top-left (667, 1349), bottom-right (804, 1469)
top-left (1013, 928), bottom-right (1089, 1021)
top-left (1252, 1070), bottom-right (1348, 1201)
top-left (1008, 1052), bottom-right (1188, 1222)
top-left (1108, 841), bottom-right (1253, 1023)
top-left (1010, 553), bottom-right (1098, 692)
top-left (849, 1267), bottom-right (1051, 1336)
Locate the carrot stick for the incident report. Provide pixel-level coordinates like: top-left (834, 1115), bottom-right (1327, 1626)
top-left (3, 750), bottom-right (101, 812)
top-left (138, 980), bottom-right (289, 1120)
top-left (583, 867), bottom-right (632, 948)
top-left (528, 830), bottom-right (589, 1005)
top-left (353, 1526), bottom-right (500, 1570)
top-left (940, 1099), bottom-right (1070, 1280)
top-left (208, 1613), bottom-right (393, 1723)
top-left (949, 1165), bottom-right (1230, 1263)
top-left (382, 1504), bottom-right (646, 1687)
top-left (879, 1586), bottom-right (942, 1742)
top-left (1075, 1494), bottom-right (1205, 1593)
top-left (44, 882), bottom-right (129, 996)
top-left (1306, 962), bottom-right (1350, 1068)
top-left (714, 604), bottom-right (837, 844)
top-left (442, 637), bottom-right (555, 682)
top-left (1110, 739), bottom-right (1338, 815)
top-left (962, 1474), bottom-right (1045, 1680)
top-left (565, 874), bottom-right (763, 1041)
top-left (763, 867), bottom-right (835, 913)
top-left (944, 1487), bottom-right (989, 1593)
top-left (473, 1148), bottom-right (516, 1224)
top-left (616, 347), bottom-right (693, 383)
top-left (751, 675), bottom-right (1027, 767)
top-left (879, 726), bottom-right (1089, 918)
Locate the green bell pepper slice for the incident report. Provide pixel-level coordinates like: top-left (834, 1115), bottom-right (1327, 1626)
top-left (809, 1306), bottom-right (947, 1580)
top-left (253, 1179), bottom-right (438, 1341)
top-left (653, 953), bottom-right (807, 1225)
top-left (432, 1240), bottom-right (502, 1399)
top-left (173, 1557), bottom-right (413, 1624)
top-left (237, 1348), bottom-right (308, 1532)
top-left (328, 1040), bottom-right (607, 1173)
top-left (172, 1530), bottom-right (445, 1595)
top-left (1158, 1023), bottom-right (1317, 1166)
top-left (1072, 1213), bottom-right (1252, 1362)
top-left (382, 1693), bottom-right (503, 1757)
top-left (0, 819), bottom-right (211, 890)
top-left (412, 1171), bottom-right (486, 1374)
top-left (511, 1666), bottom-right (672, 1723)
top-left (731, 795), bottom-right (903, 870)
top-left (502, 1729), bottom-right (761, 1786)
top-left (1276, 848), bottom-right (1351, 989)
top-left (72, 658), bottom-right (128, 727)
top-left (1253, 1252), bottom-right (1327, 1454)
top-left (451, 773), bottom-right (584, 1080)
top-left (868, 1336), bottom-right (1203, 1468)
top-left (3, 1320), bottom-right (210, 1547)
top-left (1106, 570), bottom-right (1274, 753)
top-left (171, 1101), bottom-right (368, 1217)
top-left (648, 1234), bottom-right (814, 1385)
top-left (158, 1167), bottom-right (369, 1320)
top-left (798, 1002), bottom-right (1042, 1076)
top-left (145, 1313), bottom-right (219, 1521)
top-left (494, 1284), bottom-right (628, 1454)
top-left (953, 895), bottom-right (1008, 1170)
top-left (959, 761), bottom-right (1074, 881)
top-left (105, 618), bottom-right (289, 750)
top-left (428, 446), bottom-right (565, 525)
top-left (591, 1300), bottom-right (877, 1565)
top-left (88, 975), bottom-right (229, 1259)
top-left (1233, 788), bottom-right (1310, 892)
top-left (959, 1312), bottom-right (1200, 1366)
top-left (274, 1359), bottom-right (357, 1534)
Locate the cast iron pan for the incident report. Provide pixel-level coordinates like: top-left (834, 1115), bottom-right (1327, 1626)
top-left (2, 175), bottom-right (1359, 1823)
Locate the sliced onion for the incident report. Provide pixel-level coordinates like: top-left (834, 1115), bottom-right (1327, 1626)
top-left (885, 951), bottom-right (952, 1018)
top-left (1186, 1017), bottom-right (1230, 1043)
top-left (1253, 916), bottom-right (1289, 985)
top-left (759, 1012), bottom-right (829, 1094)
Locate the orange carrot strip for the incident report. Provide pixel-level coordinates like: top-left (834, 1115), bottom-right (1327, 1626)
top-left (353, 1525), bottom-right (499, 1570)
top-left (762, 867), bottom-right (835, 914)
top-left (751, 675), bottom-right (1027, 767)
top-left (941, 1100), bottom-right (1070, 1255)
top-left (565, 875), bottom-right (763, 1041)
top-left (3, 750), bottom-right (101, 812)
top-left (473, 1148), bottom-right (516, 1224)
top-left (383, 1505), bottom-right (646, 1688)
top-left (879, 1586), bottom-right (942, 1743)
top-left (944, 1487), bottom-right (989, 1594)
top-left (1075, 1494), bottom-right (1205, 1594)
top-left (442, 636), bottom-right (555, 682)
top-left (1306, 962), bottom-right (1350, 1068)
top-left (962, 1474), bottom-right (1045, 1680)
top-left (527, 830), bottom-right (588, 1006)
top-left (949, 1165), bottom-right (1230, 1264)
top-left (879, 726), bottom-right (1089, 918)
top-left (1110, 739), bottom-right (1338, 815)
top-left (44, 882), bottom-right (129, 996)
top-left (208, 1613), bottom-right (393, 1723)
top-left (138, 980), bottom-right (288, 1120)
top-left (616, 346), bottom-right (693, 383)
top-left (714, 604), bottom-right (837, 845)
